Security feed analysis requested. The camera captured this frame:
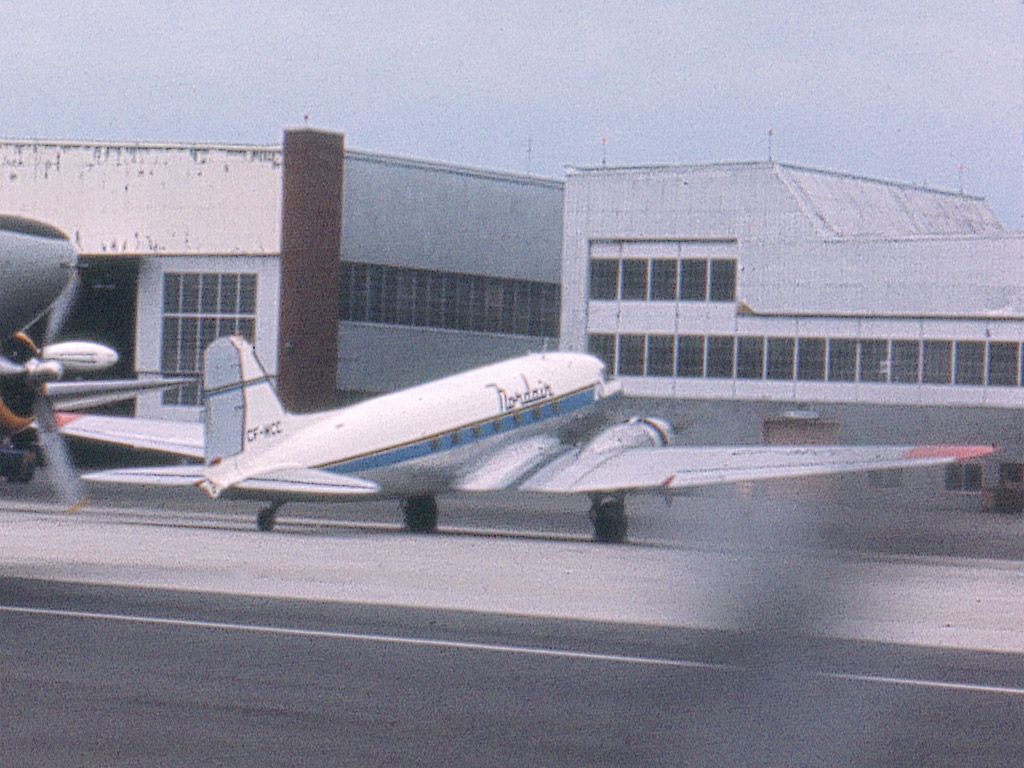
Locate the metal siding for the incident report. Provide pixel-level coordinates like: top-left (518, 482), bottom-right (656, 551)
top-left (341, 152), bottom-right (563, 282)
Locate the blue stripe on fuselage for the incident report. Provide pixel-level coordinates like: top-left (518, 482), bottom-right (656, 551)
top-left (324, 384), bottom-right (608, 476)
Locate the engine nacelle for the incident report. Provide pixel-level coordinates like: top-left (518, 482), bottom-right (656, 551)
top-left (580, 416), bottom-right (673, 455)
top-left (42, 341), bottom-right (119, 373)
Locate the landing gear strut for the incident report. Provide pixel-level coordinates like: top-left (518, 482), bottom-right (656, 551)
top-left (589, 495), bottom-right (628, 544)
top-left (402, 495), bottom-right (438, 533)
top-left (257, 502), bottom-right (281, 532)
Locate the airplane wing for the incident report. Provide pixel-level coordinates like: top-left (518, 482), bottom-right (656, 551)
top-left (57, 413), bottom-right (205, 458)
top-left (83, 464), bottom-right (379, 498)
top-left (519, 443), bottom-right (996, 494)
top-left (45, 377), bottom-right (193, 411)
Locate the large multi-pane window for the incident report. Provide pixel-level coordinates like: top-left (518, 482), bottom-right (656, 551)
top-left (677, 335), bottom-right (705, 377)
top-left (587, 331), bottom-right (1024, 391)
top-left (922, 341), bottom-right (952, 384)
top-left (706, 336), bottom-right (735, 378)
top-left (647, 335), bottom-right (675, 377)
top-left (708, 260), bottom-right (737, 302)
top-left (954, 341), bottom-right (985, 386)
top-left (766, 337), bottom-right (795, 380)
top-left (859, 340), bottom-right (889, 383)
top-left (649, 260), bottom-right (678, 301)
top-left (736, 336), bottom-right (765, 379)
top-left (796, 338), bottom-right (826, 381)
top-left (988, 342), bottom-right (1020, 387)
top-left (589, 260), bottom-right (618, 300)
top-left (162, 272), bottom-right (257, 405)
top-left (620, 260), bottom-right (648, 301)
top-left (828, 339), bottom-right (857, 382)
top-left (590, 255), bottom-right (737, 303)
top-left (890, 340), bottom-right (921, 384)
top-left (617, 334), bottom-right (646, 376)
top-left (340, 261), bottom-right (559, 338)
top-left (679, 260), bottom-right (708, 301)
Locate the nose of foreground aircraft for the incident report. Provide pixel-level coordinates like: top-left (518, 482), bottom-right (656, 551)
top-left (0, 216), bottom-right (77, 341)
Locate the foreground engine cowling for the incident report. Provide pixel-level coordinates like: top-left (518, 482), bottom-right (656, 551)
top-left (0, 334), bottom-right (120, 434)
top-left (0, 334), bottom-right (38, 432)
top-left (580, 416), bottom-right (673, 455)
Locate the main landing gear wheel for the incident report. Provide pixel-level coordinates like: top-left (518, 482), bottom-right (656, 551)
top-left (590, 496), bottom-right (628, 544)
top-left (257, 503), bottom-right (281, 532)
top-left (402, 495), bottom-right (438, 533)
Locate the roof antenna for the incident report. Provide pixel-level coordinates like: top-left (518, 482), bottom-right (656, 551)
top-left (601, 137), bottom-right (607, 166)
top-left (768, 128), bottom-right (774, 163)
top-left (958, 164), bottom-right (964, 195)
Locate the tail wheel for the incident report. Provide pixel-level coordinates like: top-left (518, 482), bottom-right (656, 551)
top-left (403, 495), bottom-right (438, 533)
top-left (256, 503), bottom-right (281, 532)
top-left (590, 496), bottom-right (628, 544)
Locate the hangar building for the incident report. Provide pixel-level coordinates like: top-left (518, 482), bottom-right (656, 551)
top-left (0, 132), bottom-right (563, 419)
top-left (560, 162), bottom-right (1024, 507)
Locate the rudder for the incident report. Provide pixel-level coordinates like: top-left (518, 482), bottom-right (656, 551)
top-left (203, 336), bottom-right (287, 465)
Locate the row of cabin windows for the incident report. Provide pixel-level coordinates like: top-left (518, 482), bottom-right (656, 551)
top-left (427, 401), bottom-right (562, 450)
top-left (589, 333), bottom-right (1024, 386)
top-left (589, 257), bottom-right (737, 303)
top-left (338, 260), bottom-right (560, 338)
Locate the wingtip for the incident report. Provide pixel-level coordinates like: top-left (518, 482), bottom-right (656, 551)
top-left (902, 445), bottom-right (997, 461)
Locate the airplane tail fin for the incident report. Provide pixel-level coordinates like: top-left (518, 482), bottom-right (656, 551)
top-left (202, 335), bottom-right (287, 465)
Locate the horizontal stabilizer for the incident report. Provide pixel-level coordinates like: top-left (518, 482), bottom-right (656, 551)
top-left (84, 465), bottom-right (379, 499)
top-left (59, 414), bottom-right (204, 458)
top-left (83, 464), bottom-right (205, 487)
top-left (230, 467), bottom-right (379, 497)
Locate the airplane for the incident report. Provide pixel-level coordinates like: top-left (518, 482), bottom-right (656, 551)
top-left (70, 334), bottom-right (995, 543)
top-left (0, 214), bottom-right (186, 497)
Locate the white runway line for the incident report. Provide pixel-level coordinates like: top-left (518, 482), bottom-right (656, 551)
top-left (5, 604), bottom-right (1023, 697)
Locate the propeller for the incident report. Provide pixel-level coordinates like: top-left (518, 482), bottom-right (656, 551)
top-left (33, 391), bottom-right (86, 510)
top-left (34, 268), bottom-right (89, 510)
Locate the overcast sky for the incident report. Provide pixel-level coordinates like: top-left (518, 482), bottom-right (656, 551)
top-left (4, 1), bottom-right (1024, 225)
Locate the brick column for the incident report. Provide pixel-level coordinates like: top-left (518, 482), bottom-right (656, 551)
top-left (277, 128), bottom-right (344, 413)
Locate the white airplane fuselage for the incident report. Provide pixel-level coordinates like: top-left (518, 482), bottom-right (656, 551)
top-left (79, 334), bottom-right (997, 542)
top-left (205, 349), bottom-right (621, 498)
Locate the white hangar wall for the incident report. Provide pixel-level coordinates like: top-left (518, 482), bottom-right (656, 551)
top-left (561, 161), bottom-right (1024, 506)
top-left (0, 141), bottom-right (283, 254)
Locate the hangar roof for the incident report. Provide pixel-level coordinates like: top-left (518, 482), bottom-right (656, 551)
top-left (776, 163), bottom-right (1004, 239)
top-left (568, 161), bottom-right (1006, 240)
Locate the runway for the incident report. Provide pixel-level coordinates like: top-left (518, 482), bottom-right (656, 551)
top-left (3, 484), bottom-right (1024, 765)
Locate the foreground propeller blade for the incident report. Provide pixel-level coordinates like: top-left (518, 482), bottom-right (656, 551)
top-left (33, 395), bottom-right (86, 511)
top-left (44, 268), bottom-right (80, 346)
